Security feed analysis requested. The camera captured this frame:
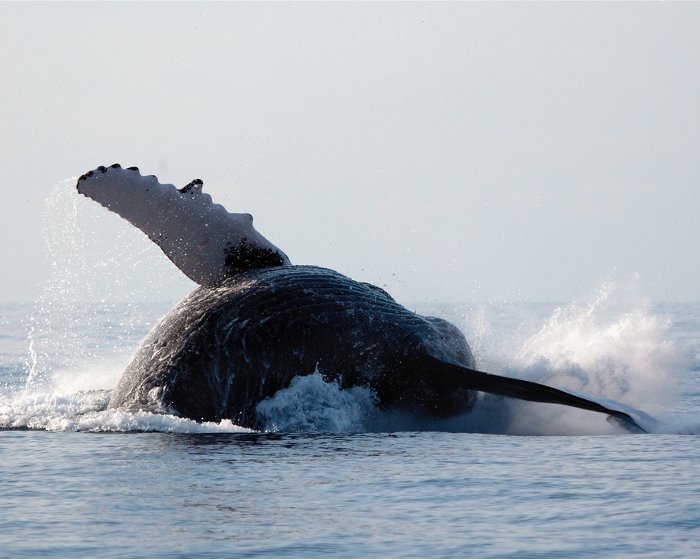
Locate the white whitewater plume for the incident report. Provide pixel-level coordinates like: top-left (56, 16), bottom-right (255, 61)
top-left (518, 285), bottom-right (675, 405)
top-left (0, 387), bottom-right (251, 433)
top-left (505, 284), bottom-right (682, 435)
top-left (256, 372), bottom-right (378, 432)
top-left (76, 165), bottom-right (290, 286)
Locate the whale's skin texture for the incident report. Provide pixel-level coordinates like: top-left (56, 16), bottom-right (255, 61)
top-left (109, 265), bottom-right (476, 428)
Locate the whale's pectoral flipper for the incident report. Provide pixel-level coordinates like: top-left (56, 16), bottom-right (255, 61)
top-left (424, 355), bottom-right (657, 433)
top-left (76, 164), bottom-right (291, 285)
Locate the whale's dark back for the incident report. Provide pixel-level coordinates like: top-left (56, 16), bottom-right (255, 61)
top-left (109, 266), bottom-right (476, 427)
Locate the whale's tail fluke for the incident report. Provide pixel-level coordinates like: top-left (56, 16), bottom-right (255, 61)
top-left (76, 164), bottom-right (290, 286)
top-left (426, 355), bottom-right (657, 433)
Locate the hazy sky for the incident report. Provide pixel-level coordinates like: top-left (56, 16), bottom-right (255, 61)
top-left (2, 2), bottom-right (699, 305)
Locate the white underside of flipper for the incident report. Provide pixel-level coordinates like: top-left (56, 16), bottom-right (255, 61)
top-left (76, 164), bottom-right (291, 286)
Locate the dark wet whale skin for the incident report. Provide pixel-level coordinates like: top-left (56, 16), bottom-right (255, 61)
top-left (109, 265), bottom-right (476, 428)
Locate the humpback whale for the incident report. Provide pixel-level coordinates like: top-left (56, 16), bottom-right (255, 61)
top-left (77, 164), bottom-right (655, 433)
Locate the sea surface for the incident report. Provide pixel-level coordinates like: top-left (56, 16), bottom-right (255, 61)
top-left (1, 296), bottom-right (699, 558)
top-left (1, 184), bottom-right (699, 558)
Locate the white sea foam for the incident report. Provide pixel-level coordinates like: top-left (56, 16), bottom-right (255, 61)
top-left (0, 376), bottom-right (252, 433)
top-left (256, 371), bottom-right (378, 432)
top-left (458, 283), bottom-right (696, 435)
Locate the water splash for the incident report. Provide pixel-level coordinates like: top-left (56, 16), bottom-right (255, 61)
top-left (0, 388), bottom-right (251, 433)
top-left (517, 283), bottom-right (676, 406)
top-left (24, 178), bottom-right (191, 385)
top-left (455, 283), bottom-right (693, 435)
top-left (257, 371), bottom-right (378, 432)
top-left (25, 179), bottom-right (89, 385)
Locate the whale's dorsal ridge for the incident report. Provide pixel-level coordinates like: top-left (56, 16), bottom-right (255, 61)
top-left (76, 164), bottom-right (291, 285)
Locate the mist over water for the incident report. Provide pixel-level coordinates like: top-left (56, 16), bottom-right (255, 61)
top-left (1, 179), bottom-right (697, 436)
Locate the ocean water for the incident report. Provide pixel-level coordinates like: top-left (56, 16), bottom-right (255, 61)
top-left (1, 184), bottom-right (699, 557)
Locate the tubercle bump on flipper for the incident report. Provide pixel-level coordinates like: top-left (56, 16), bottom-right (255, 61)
top-left (77, 163), bottom-right (143, 188)
top-left (76, 164), bottom-right (208, 199)
top-left (179, 178), bottom-right (204, 194)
